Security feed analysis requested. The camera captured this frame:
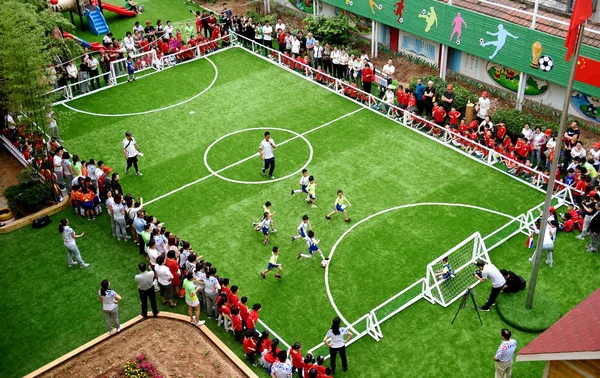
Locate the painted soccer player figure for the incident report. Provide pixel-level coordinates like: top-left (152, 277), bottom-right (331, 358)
top-left (450, 12), bottom-right (467, 43)
top-left (482, 24), bottom-right (518, 59)
top-left (368, 0), bottom-right (382, 14)
top-left (418, 7), bottom-right (438, 33)
top-left (394, 0), bottom-right (405, 19)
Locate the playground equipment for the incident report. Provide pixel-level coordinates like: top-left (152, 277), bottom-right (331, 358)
top-left (48, 0), bottom-right (137, 35)
top-left (62, 31), bottom-right (106, 51)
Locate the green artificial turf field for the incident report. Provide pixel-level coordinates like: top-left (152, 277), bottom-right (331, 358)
top-left (2, 47), bottom-right (599, 378)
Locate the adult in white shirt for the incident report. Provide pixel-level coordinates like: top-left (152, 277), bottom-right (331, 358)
top-left (339, 49), bottom-right (349, 80)
top-left (529, 220), bottom-right (558, 268)
top-left (98, 280), bottom-right (122, 334)
top-left (530, 126), bottom-right (546, 168)
top-left (135, 262), bottom-right (159, 317)
top-left (494, 329), bottom-right (518, 378)
top-left (259, 131), bottom-right (277, 179)
top-left (59, 218), bottom-right (89, 268)
top-left (476, 91), bottom-right (491, 122)
top-left (314, 41), bottom-right (323, 68)
top-left (124, 31), bottom-right (135, 52)
top-left (122, 130), bottom-right (142, 176)
top-left (275, 18), bottom-right (285, 32)
top-left (163, 20), bottom-right (174, 39)
top-left (262, 20), bottom-right (273, 48)
top-left (87, 55), bottom-right (100, 90)
top-left (323, 317), bottom-right (353, 374)
top-left (154, 255), bottom-right (177, 307)
top-left (571, 141), bottom-right (587, 160)
top-left (6, 113), bottom-right (16, 136)
top-left (147, 239), bottom-right (160, 267)
top-left (133, 21), bottom-right (144, 34)
top-left (331, 46), bottom-right (341, 78)
top-left (46, 107), bottom-right (61, 141)
top-left (66, 60), bottom-right (78, 84)
top-left (521, 123), bottom-right (533, 141)
top-left (291, 35), bottom-right (300, 57)
top-left (474, 260), bottom-right (505, 311)
top-left (203, 267), bottom-right (221, 318)
top-left (382, 58), bottom-right (395, 85)
top-left (53, 147), bottom-right (64, 185)
top-left (111, 193), bottom-right (130, 241)
top-left (589, 141), bottom-right (600, 171)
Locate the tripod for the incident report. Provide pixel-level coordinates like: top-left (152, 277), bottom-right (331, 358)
top-left (452, 286), bottom-right (483, 325)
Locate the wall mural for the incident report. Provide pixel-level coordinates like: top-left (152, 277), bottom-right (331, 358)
top-left (486, 62), bottom-right (549, 96)
top-left (402, 35), bottom-right (436, 61)
top-left (318, 0), bottom-right (600, 99)
top-left (571, 91), bottom-right (600, 124)
top-left (334, 7), bottom-right (373, 33)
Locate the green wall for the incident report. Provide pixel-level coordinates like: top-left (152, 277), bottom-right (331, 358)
top-left (323, 0), bottom-right (600, 98)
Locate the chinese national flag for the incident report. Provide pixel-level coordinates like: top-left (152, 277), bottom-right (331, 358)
top-left (575, 56), bottom-right (600, 88)
top-left (565, 0), bottom-right (593, 61)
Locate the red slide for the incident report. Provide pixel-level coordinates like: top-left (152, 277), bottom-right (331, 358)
top-left (102, 2), bottom-right (137, 17)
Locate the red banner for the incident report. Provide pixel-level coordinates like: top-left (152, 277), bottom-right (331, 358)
top-left (575, 56), bottom-right (600, 88)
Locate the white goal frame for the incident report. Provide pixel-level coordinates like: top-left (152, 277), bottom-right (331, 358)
top-left (423, 232), bottom-right (491, 307)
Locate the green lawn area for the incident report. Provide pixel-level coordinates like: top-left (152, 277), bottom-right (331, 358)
top-left (2, 47), bottom-right (599, 378)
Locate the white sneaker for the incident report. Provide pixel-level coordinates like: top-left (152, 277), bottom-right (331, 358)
top-left (80, 263), bottom-right (90, 268)
top-left (68, 262), bottom-right (76, 267)
top-left (311, 205), bottom-right (318, 208)
top-left (135, 172), bottom-right (143, 176)
top-left (108, 329), bottom-right (114, 335)
top-left (116, 324), bottom-right (122, 333)
top-left (192, 316), bottom-right (196, 325)
top-left (576, 235), bottom-right (585, 240)
top-left (196, 320), bottom-right (206, 326)
top-left (528, 258), bottom-right (533, 263)
top-left (272, 229), bottom-right (278, 233)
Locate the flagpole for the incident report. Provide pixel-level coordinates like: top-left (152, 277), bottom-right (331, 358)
top-left (526, 22), bottom-right (587, 309)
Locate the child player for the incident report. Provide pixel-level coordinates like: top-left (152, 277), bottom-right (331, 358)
top-left (326, 190), bottom-right (352, 222)
top-left (291, 169), bottom-right (310, 196)
top-left (257, 212), bottom-right (276, 244)
top-left (292, 214), bottom-right (313, 241)
top-left (306, 175), bottom-right (318, 208)
top-left (297, 230), bottom-right (328, 261)
top-left (435, 256), bottom-right (455, 280)
top-left (126, 56), bottom-right (136, 82)
top-left (260, 246), bottom-right (283, 279)
top-left (252, 201), bottom-right (276, 228)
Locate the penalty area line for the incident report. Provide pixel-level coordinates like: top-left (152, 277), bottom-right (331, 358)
top-left (145, 107), bottom-right (364, 206)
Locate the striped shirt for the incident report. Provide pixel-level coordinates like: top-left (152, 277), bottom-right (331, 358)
top-left (305, 237), bottom-right (319, 248)
top-left (298, 221), bottom-right (311, 234)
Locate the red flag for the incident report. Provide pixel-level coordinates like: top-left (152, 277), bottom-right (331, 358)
top-left (575, 56), bottom-right (600, 87)
top-left (565, 0), bottom-right (593, 61)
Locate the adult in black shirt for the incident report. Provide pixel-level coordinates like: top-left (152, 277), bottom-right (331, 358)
top-left (564, 120), bottom-right (581, 143)
top-left (588, 202), bottom-right (600, 252)
top-left (500, 269), bottom-right (525, 293)
top-left (441, 84), bottom-right (455, 114)
top-left (201, 10), bottom-right (210, 39)
top-left (144, 20), bottom-right (155, 37)
top-left (423, 81), bottom-right (436, 119)
top-left (297, 31), bottom-right (306, 56)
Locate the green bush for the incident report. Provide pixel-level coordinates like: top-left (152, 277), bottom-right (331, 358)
top-left (4, 181), bottom-right (54, 218)
top-left (303, 15), bottom-right (352, 46)
top-left (452, 85), bottom-right (478, 113)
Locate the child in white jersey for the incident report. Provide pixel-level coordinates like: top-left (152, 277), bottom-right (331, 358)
top-left (257, 212), bottom-right (276, 244)
top-left (326, 190), bottom-right (352, 222)
top-left (292, 214), bottom-right (312, 241)
top-left (297, 230), bottom-right (327, 261)
top-left (291, 169), bottom-right (310, 196)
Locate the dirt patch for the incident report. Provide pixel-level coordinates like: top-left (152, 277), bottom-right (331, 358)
top-left (0, 148), bottom-right (25, 209)
top-left (39, 318), bottom-right (248, 378)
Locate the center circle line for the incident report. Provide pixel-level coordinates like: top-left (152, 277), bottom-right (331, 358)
top-left (203, 127), bottom-right (313, 185)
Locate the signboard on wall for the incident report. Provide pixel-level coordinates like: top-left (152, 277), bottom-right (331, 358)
top-left (319, 0), bottom-right (600, 98)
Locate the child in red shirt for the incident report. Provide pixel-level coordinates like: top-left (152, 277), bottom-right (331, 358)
top-left (496, 122), bottom-right (507, 139)
top-left (313, 355), bottom-right (326, 376)
top-left (239, 296), bottom-right (249, 325)
top-left (243, 330), bottom-right (258, 366)
top-left (432, 102), bottom-right (446, 126)
top-left (406, 91), bottom-right (416, 112)
top-left (396, 85), bottom-right (406, 108)
top-left (448, 107), bottom-right (461, 127)
top-left (228, 285), bottom-right (239, 309)
top-left (231, 307), bottom-right (244, 343)
top-left (290, 342), bottom-right (304, 376)
top-left (246, 303), bottom-right (261, 333)
top-left (467, 119), bottom-right (479, 131)
top-left (262, 339), bottom-right (281, 367)
top-left (303, 354), bottom-right (315, 377)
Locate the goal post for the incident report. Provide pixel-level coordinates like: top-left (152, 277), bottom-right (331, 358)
top-left (424, 232), bottom-right (491, 307)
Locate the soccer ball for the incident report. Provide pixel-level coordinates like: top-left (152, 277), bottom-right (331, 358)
top-left (421, 9), bottom-right (426, 15)
top-left (348, 1), bottom-right (353, 5)
top-left (456, 39), bottom-right (461, 46)
top-left (398, 17), bottom-right (403, 23)
top-left (321, 259), bottom-right (329, 268)
top-left (479, 38), bottom-right (484, 45)
top-left (378, 4), bottom-right (383, 10)
top-left (539, 55), bottom-right (554, 72)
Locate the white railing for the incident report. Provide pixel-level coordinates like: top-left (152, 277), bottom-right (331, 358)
top-left (0, 135), bottom-right (29, 166)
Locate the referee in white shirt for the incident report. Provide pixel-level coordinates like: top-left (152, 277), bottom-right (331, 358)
top-left (474, 259), bottom-right (506, 311)
top-left (122, 131), bottom-right (143, 176)
top-left (259, 131), bottom-right (277, 179)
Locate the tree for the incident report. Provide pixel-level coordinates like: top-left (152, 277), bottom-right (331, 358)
top-left (0, 0), bottom-right (80, 136)
top-left (303, 15), bottom-right (353, 46)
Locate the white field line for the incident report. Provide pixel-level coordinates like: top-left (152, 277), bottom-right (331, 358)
top-left (145, 108), bottom-right (364, 205)
top-left (61, 57), bottom-right (219, 117)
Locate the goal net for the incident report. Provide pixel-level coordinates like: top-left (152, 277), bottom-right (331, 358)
top-left (110, 49), bottom-right (160, 85)
top-left (424, 232), bottom-right (491, 307)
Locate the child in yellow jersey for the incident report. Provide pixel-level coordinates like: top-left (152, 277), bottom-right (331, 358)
top-left (306, 176), bottom-right (318, 208)
top-left (326, 190), bottom-right (352, 222)
top-left (260, 246), bottom-right (282, 279)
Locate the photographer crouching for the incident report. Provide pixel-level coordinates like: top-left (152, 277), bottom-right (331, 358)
top-left (500, 269), bottom-right (526, 293)
top-left (473, 259), bottom-right (505, 312)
